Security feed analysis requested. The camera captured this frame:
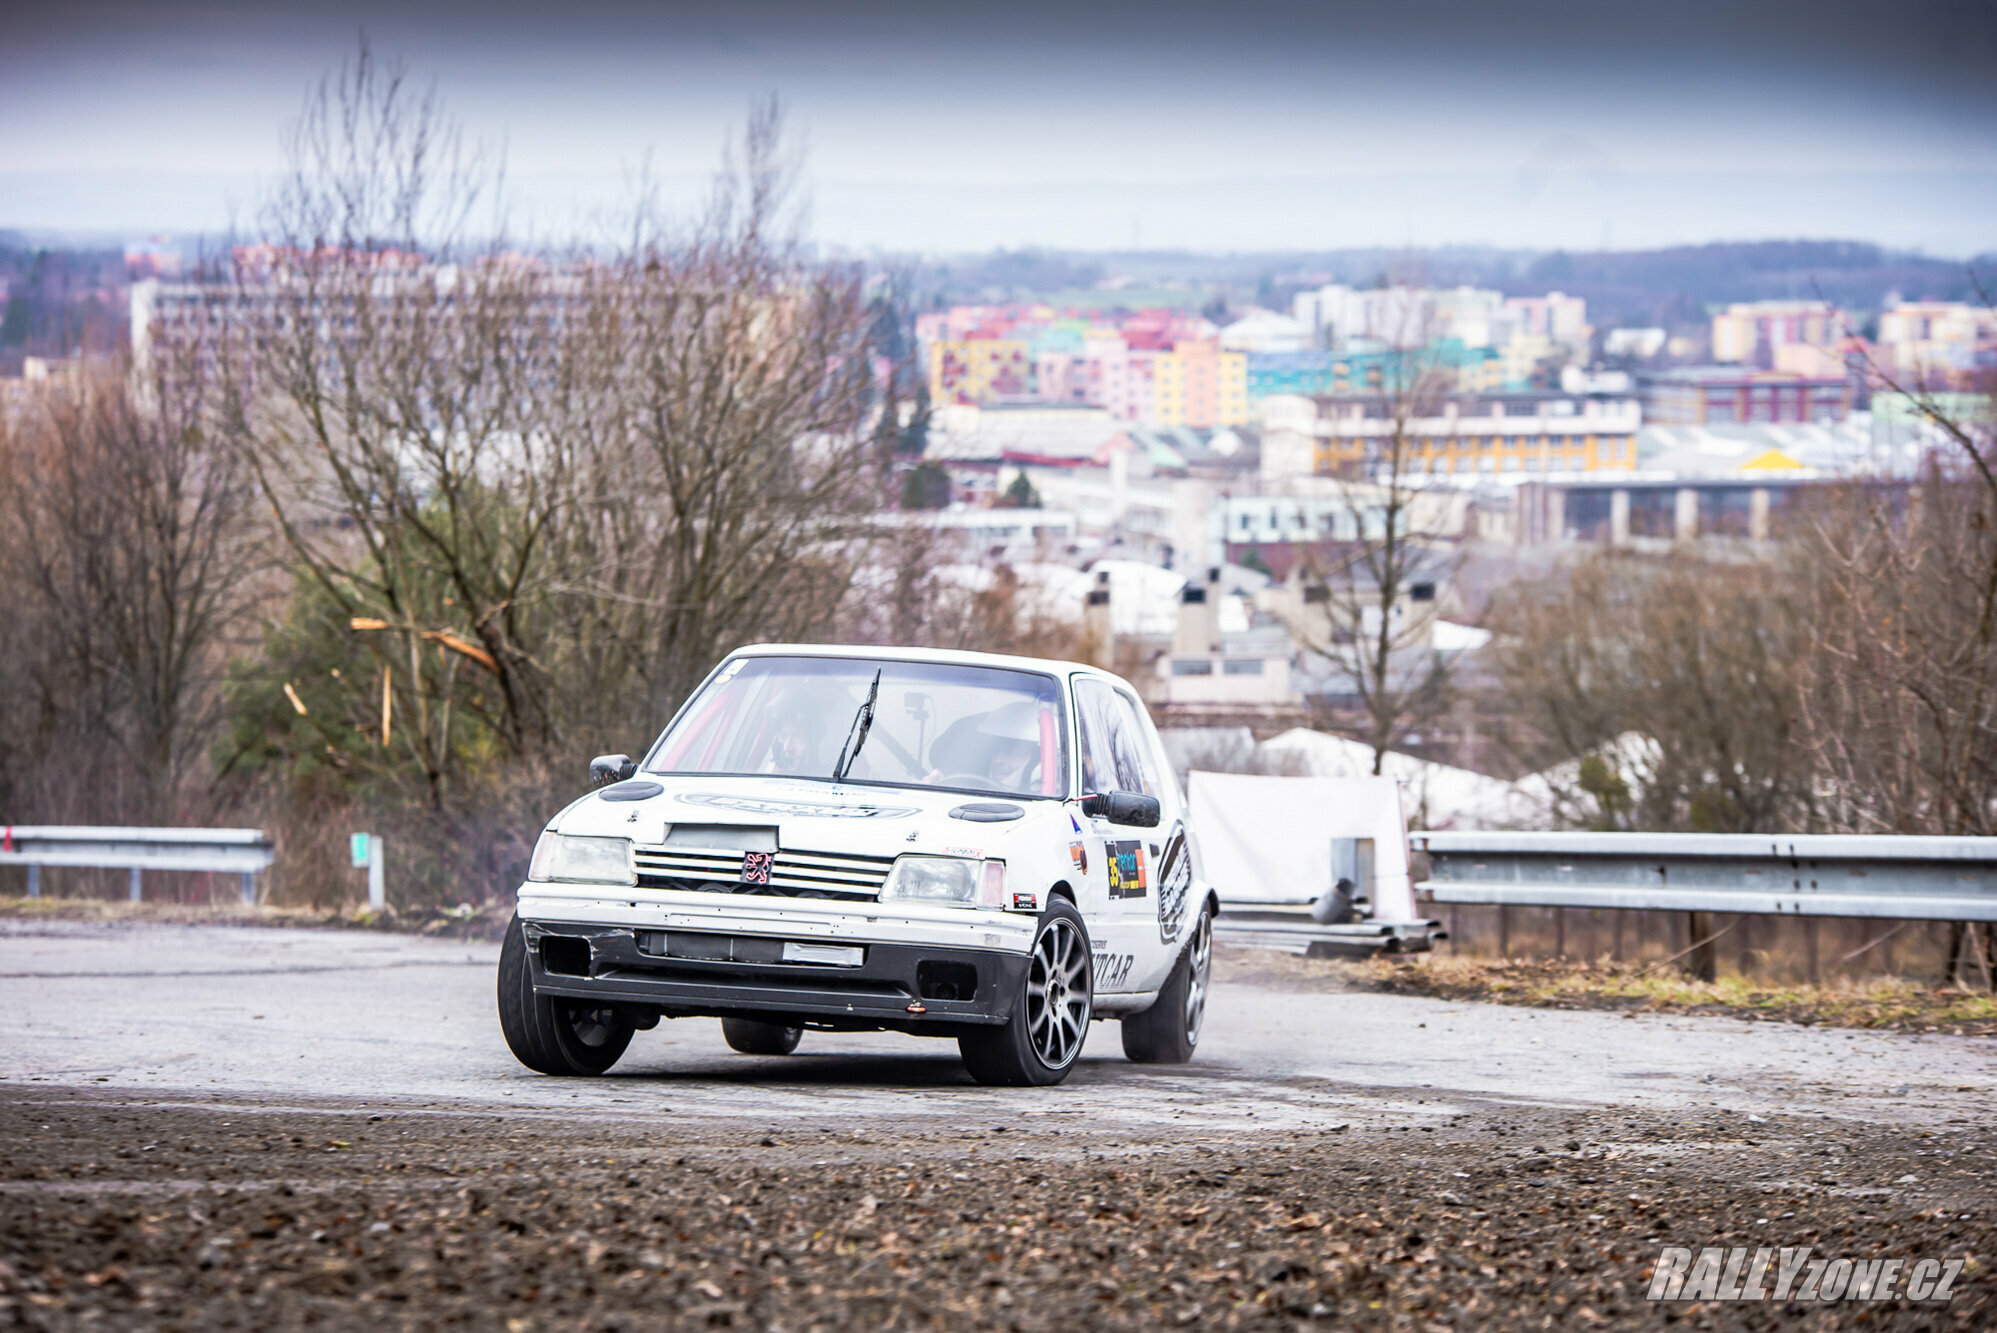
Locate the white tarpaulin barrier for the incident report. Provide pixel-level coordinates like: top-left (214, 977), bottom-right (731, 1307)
top-left (1188, 771), bottom-right (1417, 923)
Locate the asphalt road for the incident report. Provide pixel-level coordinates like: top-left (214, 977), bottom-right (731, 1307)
top-left (1, 920), bottom-right (1992, 1330)
top-left (2, 920), bottom-right (1990, 1129)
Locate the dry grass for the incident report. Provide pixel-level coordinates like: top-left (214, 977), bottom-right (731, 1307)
top-left (1351, 952), bottom-right (1997, 1036)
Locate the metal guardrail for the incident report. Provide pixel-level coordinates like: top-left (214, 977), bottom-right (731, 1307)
top-left (0, 826), bottom-right (275, 904)
top-left (1412, 831), bottom-right (1997, 922)
top-left (1214, 909), bottom-right (1441, 957)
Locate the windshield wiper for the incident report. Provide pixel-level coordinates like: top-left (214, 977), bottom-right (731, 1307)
top-left (831, 669), bottom-right (882, 783)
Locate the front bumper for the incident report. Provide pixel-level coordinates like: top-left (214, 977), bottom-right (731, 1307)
top-left (523, 921), bottom-right (1028, 1029)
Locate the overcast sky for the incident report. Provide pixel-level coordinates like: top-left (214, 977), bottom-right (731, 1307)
top-left (4, 0), bottom-right (1995, 255)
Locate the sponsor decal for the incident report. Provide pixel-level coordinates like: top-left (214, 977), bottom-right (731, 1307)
top-left (1068, 810), bottom-right (1083, 834)
top-left (677, 792), bottom-right (920, 819)
top-left (1154, 822), bottom-right (1193, 944)
top-left (944, 845), bottom-right (982, 859)
top-left (1069, 840), bottom-right (1088, 874)
top-left (1647, 1247), bottom-right (1964, 1304)
top-left (1011, 891), bottom-right (1040, 912)
top-left (1092, 951), bottom-right (1135, 990)
top-left (1107, 840), bottom-right (1147, 899)
top-left (740, 850), bottom-right (773, 885)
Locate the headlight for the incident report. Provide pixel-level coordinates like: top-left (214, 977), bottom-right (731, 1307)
top-left (882, 855), bottom-right (1005, 908)
top-left (527, 832), bottom-right (635, 886)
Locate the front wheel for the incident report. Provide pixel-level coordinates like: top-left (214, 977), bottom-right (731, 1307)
top-left (497, 916), bottom-right (634, 1075)
top-left (1121, 902), bottom-right (1212, 1064)
top-left (960, 898), bottom-right (1093, 1086)
top-left (721, 1017), bottom-right (803, 1055)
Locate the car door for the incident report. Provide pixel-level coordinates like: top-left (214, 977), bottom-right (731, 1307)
top-left (1072, 676), bottom-right (1166, 994)
top-left (1118, 686), bottom-right (1198, 966)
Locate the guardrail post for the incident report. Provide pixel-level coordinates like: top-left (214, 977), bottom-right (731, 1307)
top-left (1687, 911), bottom-right (1716, 982)
top-left (240, 872), bottom-right (255, 906)
top-left (26, 864), bottom-right (39, 899)
top-left (128, 866), bottom-right (142, 904)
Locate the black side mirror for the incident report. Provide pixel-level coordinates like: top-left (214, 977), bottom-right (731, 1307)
top-left (590, 754), bottom-right (636, 787)
top-left (1081, 791), bottom-right (1162, 828)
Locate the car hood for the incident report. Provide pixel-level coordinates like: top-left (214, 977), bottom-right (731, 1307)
top-left (549, 772), bottom-right (1056, 857)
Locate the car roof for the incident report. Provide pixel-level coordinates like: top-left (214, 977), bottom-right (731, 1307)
top-left (728, 642), bottom-right (1124, 684)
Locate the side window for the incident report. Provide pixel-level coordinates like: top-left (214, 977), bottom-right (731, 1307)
top-left (1074, 679), bottom-right (1156, 797)
top-left (1111, 690), bottom-right (1166, 799)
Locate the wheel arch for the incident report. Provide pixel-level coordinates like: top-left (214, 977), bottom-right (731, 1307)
top-left (1048, 879), bottom-right (1077, 906)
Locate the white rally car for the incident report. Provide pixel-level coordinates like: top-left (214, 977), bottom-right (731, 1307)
top-left (498, 644), bottom-right (1217, 1086)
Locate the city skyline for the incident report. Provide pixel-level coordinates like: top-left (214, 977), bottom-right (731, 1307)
top-left (4, 0), bottom-right (1996, 255)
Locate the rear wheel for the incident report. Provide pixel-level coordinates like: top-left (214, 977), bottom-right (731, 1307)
top-left (1121, 902), bottom-right (1211, 1064)
top-left (497, 916), bottom-right (634, 1075)
top-left (960, 898), bottom-right (1092, 1086)
top-left (721, 1017), bottom-right (803, 1055)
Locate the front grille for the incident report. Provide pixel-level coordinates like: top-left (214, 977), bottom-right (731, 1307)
top-left (632, 846), bottom-right (895, 901)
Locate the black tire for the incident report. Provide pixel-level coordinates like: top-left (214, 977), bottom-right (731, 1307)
top-left (721, 1017), bottom-right (803, 1055)
top-left (497, 916), bottom-right (634, 1075)
top-left (960, 898), bottom-right (1092, 1087)
top-left (1121, 901), bottom-right (1212, 1064)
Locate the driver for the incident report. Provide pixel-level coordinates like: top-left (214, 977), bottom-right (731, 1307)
top-left (975, 701), bottom-right (1044, 793)
top-left (760, 697), bottom-right (823, 775)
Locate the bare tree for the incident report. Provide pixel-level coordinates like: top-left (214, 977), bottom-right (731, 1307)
top-left (206, 42), bottom-right (573, 810)
top-left (0, 357), bottom-right (260, 826)
top-left (1797, 378), bottom-right (1997, 835)
top-left (1278, 304), bottom-right (1463, 774)
top-left (1487, 550), bottom-right (1818, 833)
top-left (206, 46), bottom-right (890, 803)
top-left (545, 97), bottom-right (889, 741)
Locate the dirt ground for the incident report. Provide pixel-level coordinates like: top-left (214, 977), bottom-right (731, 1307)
top-left (2, 923), bottom-right (1992, 1330)
top-left (0, 1085), bottom-right (1989, 1331)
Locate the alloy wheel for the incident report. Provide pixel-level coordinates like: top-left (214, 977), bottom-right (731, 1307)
top-left (1025, 916), bottom-right (1090, 1069)
top-left (1183, 909), bottom-right (1212, 1045)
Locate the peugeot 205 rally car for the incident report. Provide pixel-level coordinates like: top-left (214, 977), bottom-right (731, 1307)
top-left (498, 644), bottom-right (1218, 1086)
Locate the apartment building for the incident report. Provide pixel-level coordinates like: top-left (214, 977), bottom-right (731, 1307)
top-left (1259, 390), bottom-right (1642, 481)
top-left (1637, 366), bottom-right (1853, 425)
top-left (1877, 300), bottom-right (1997, 385)
top-left (1710, 300), bottom-right (1847, 367)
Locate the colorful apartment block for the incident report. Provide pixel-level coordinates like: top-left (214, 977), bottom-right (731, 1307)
top-left (1877, 301), bottom-right (1997, 385)
top-left (921, 306), bottom-right (1246, 426)
top-left (1711, 301), bottom-right (1847, 367)
top-left (1153, 340), bottom-right (1249, 428)
top-left (929, 339), bottom-right (1032, 402)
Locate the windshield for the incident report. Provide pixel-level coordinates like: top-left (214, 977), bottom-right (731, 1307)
top-left (647, 656), bottom-right (1070, 799)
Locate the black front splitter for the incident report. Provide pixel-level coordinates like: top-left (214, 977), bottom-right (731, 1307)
top-left (523, 921), bottom-right (1028, 1035)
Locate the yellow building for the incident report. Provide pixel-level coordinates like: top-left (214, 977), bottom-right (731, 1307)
top-left (1304, 394), bottom-right (1642, 477)
top-left (928, 340), bottom-right (1030, 404)
top-left (1150, 340), bottom-right (1249, 428)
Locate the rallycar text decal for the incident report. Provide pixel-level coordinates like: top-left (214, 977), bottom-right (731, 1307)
top-left (1092, 951), bottom-right (1135, 990)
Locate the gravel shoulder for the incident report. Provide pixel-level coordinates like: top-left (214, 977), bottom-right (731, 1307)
top-left (1, 923), bottom-right (1992, 1329)
top-left (1, 1087), bottom-right (1989, 1331)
